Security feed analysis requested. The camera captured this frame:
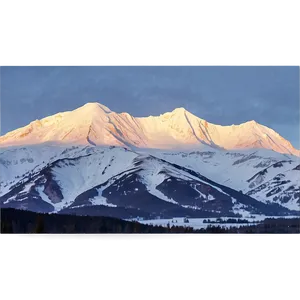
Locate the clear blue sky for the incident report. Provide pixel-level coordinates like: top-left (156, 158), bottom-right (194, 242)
top-left (1, 66), bottom-right (299, 148)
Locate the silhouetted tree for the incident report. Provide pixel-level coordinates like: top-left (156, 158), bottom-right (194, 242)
top-left (167, 223), bottom-right (170, 230)
top-left (35, 215), bottom-right (44, 233)
top-left (1, 220), bottom-right (13, 233)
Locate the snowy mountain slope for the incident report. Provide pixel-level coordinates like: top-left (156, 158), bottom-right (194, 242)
top-left (152, 157), bottom-right (297, 215)
top-left (0, 144), bottom-right (123, 196)
top-left (151, 148), bottom-right (298, 191)
top-left (0, 146), bottom-right (139, 212)
top-left (0, 144), bottom-right (65, 196)
top-left (0, 148), bottom-right (294, 218)
top-left (246, 164), bottom-right (300, 210)
top-left (246, 160), bottom-right (297, 190)
top-left (2, 143), bottom-right (295, 198)
top-left (1, 102), bottom-right (299, 156)
top-left (64, 155), bottom-right (293, 218)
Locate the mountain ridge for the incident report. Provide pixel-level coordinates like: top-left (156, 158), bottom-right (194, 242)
top-left (1, 145), bottom-right (295, 218)
top-left (0, 102), bottom-right (299, 156)
top-left (1, 143), bottom-right (298, 216)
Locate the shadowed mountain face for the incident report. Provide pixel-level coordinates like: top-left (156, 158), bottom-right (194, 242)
top-left (0, 146), bottom-right (296, 219)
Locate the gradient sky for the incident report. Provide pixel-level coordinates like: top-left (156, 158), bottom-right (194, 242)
top-left (1, 66), bottom-right (299, 148)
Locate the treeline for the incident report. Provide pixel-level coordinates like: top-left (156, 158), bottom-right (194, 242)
top-left (0, 208), bottom-right (199, 234)
top-left (203, 218), bottom-right (253, 224)
top-left (189, 218), bottom-right (299, 233)
top-left (1, 208), bottom-right (299, 233)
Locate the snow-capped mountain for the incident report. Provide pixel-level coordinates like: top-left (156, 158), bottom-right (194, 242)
top-left (1, 102), bottom-right (299, 156)
top-left (153, 149), bottom-right (299, 211)
top-left (0, 102), bottom-right (299, 218)
top-left (0, 144), bottom-right (77, 196)
top-left (152, 148), bottom-right (297, 191)
top-left (0, 145), bottom-right (293, 218)
top-left (0, 146), bottom-right (138, 212)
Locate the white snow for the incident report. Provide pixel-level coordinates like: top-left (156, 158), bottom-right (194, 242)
top-left (36, 186), bottom-right (61, 211)
top-left (134, 215), bottom-right (299, 230)
top-left (3, 195), bottom-right (18, 204)
top-left (90, 187), bottom-right (117, 207)
top-left (1, 144), bottom-right (298, 213)
top-left (133, 217), bottom-right (252, 229)
top-left (181, 205), bottom-right (202, 210)
top-left (151, 148), bottom-right (296, 192)
top-left (246, 168), bottom-right (300, 211)
top-left (135, 155), bottom-right (236, 205)
top-left (137, 157), bottom-right (178, 204)
top-left (49, 147), bottom-right (137, 204)
top-left (207, 194), bottom-right (215, 201)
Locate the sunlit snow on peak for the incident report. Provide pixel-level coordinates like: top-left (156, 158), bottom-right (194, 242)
top-left (0, 102), bottom-right (299, 156)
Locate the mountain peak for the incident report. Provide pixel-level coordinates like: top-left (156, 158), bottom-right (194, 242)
top-left (79, 102), bottom-right (112, 114)
top-left (158, 107), bottom-right (189, 121)
top-left (246, 120), bottom-right (258, 125)
top-left (172, 107), bottom-right (186, 113)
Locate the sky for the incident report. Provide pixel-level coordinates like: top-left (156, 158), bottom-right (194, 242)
top-left (1, 66), bottom-right (299, 148)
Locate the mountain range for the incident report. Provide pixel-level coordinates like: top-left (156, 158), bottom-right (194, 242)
top-left (0, 102), bottom-right (299, 218)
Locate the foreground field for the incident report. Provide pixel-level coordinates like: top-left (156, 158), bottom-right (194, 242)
top-left (1, 208), bottom-right (299, 233)
top-left (135, 215), bottom-right (300, 229)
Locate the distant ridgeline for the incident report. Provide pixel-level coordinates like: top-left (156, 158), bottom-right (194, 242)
top-left (1, 208), bottom-right (300, 234)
